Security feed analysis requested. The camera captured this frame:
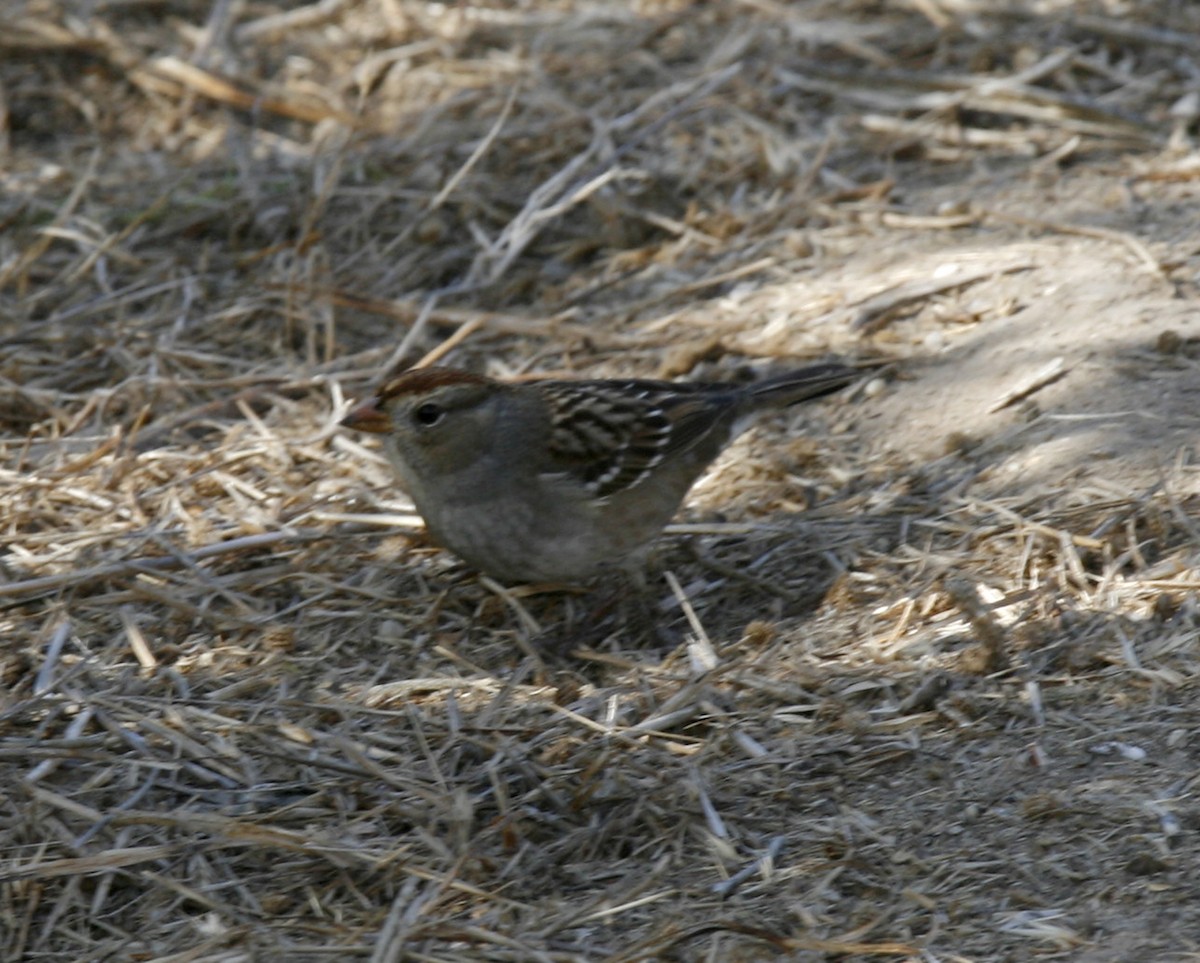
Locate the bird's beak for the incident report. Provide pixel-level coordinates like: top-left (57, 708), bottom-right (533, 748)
top-left (341, 398), bottom-right (391, 434)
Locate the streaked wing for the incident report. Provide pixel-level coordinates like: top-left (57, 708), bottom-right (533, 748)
top-left (535, 380), bottom-right (730, 498)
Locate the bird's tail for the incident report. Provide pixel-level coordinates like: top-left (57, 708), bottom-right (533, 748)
top-left (746, 360), bottom-right (877, 409)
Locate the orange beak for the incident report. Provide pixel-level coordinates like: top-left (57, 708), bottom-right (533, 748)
top-left (341, 398), bottom-right (391, 434)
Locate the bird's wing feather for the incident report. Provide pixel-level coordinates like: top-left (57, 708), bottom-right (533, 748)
top-left (536, 380), bottom-right (731, 498)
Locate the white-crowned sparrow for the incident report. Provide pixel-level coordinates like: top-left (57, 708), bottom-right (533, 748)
top-left (341, 363), bottom-right (862, 583)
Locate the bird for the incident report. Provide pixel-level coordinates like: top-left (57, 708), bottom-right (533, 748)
top-left (341, 362), bottom-right (864, 584)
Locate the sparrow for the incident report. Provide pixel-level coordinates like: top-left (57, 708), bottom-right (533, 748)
top-left (341, 362), bottom-right (863, 583)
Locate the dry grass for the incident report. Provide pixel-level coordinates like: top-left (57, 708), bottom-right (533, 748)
top-left (3, 1), bottom-right (1200, 960)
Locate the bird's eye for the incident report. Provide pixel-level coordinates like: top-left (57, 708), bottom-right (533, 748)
top-left (413, 402), bottom-right (444, 427)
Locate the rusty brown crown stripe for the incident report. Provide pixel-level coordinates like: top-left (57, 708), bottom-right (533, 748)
top-left (377, 367), bottom-right (490, 400)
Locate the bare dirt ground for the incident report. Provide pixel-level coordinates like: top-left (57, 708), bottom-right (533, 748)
top-left (2, 1), bottom-right (1200, 960)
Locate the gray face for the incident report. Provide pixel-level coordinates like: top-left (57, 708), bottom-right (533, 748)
top-left (383, 381), bottom-right (503, 478)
